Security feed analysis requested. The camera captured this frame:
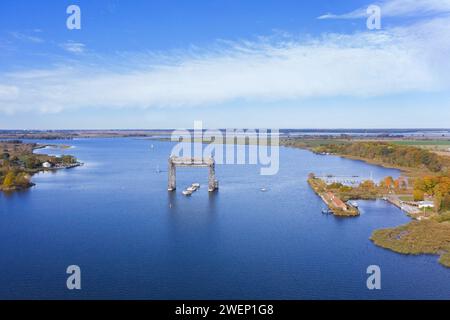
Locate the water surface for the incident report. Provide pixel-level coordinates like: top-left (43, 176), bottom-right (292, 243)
top-left (0, 138), bottom-right (449, 299)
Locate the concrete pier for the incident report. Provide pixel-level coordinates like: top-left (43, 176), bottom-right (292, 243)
top-left (168, 156), bottom-right (218, 192)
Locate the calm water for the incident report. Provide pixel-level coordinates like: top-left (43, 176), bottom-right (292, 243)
top-left (0, 138), bottom-right (449, 300)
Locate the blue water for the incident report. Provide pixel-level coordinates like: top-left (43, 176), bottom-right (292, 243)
top-left (0, 138), bottom-right (449, 300)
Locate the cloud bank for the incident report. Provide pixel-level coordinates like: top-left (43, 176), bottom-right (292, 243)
top-left (1, 15), bottom-right (450, 114)
top-left (60, 41), bottom-right (86, 54)
top-left (318, 0), bottom-right (450, 19)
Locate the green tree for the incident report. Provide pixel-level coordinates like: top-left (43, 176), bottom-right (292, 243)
top-left (24, 156), bottom-right (41, 169)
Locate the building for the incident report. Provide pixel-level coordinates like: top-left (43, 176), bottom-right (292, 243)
top-left (418, 201), bottom-right (435, 209)
top-left (42, 162), bottom-right (52, 168)
top-left (326, 192), bottom-right (348, 211)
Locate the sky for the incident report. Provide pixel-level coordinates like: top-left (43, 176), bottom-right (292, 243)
top-left (0, 0), bottom-right (450, 129)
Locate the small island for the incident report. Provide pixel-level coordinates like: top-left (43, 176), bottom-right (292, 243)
top-left (0, 140), bottom-right (82, 192)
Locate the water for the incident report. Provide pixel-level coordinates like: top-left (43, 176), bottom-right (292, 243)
top-left (0, 138), bottom-right (449, 299)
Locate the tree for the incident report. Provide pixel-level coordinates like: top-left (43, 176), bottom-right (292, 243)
top-left (2, 171), bottom-right (15, 188)
top-left (413, 189), bottom-right (425, 201)
top-left (2, 152), bottom-right (10, 161)
top-left (14, 172), bottom-right (30, 187)
top-left (24, 156), bottom-right (41, 169)
top-left (360, 180), bottom-right (375, 189)
top-left (60, 155), bottom-right (76, 164)
top-left (384, 176), bottom-right (394, 189)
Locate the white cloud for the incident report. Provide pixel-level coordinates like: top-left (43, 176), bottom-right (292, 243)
top-left (0, 85), bottom-right (19, 100)
top-left (1, 16), bottom-right (449, 114)
top-left (318, 0), bottom-right (450, 19)
top-left (10, 31), bottom-right (44, 43)
top-left (60, 41), bottom-right (86, 54)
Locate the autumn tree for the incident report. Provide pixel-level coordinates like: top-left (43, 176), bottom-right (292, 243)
top-left (2, 171), bottom-right (15, 189)
top-left (384, 176), bottom-right (394, 189)
top-left (413, 189), bottom-right (425, 201)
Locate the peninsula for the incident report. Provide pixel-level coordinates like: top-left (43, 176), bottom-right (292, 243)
top-left (0, 140), bottom-right (81, 192)
top-left (282, 137), bottom-right (450, 268)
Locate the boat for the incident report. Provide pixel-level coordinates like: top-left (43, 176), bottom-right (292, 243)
top-left (349, 201), bottom-right (359, 208)
top-left (187, 184), bottom-right (200, 192)
top-left (260, 187), bottom-right (267, 192)
top-left (182, 190), bottom-right (193, 196)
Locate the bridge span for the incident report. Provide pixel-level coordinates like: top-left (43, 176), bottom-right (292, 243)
top-left (168, 156), bottom-right (219, 192)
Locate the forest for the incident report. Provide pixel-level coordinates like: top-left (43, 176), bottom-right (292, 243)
top-left (313, 141), bottom-right (445, 172)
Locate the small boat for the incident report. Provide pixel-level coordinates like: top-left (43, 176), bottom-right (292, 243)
top-left (260, 187), bottom-right (267, 192)
top-left (187, 183), bottom-right (200, 192)
top-left (322, 208), bottom-right (332, 214)
top-left (182, 190), bottom-right (193, 196)
top-left (349, 201), bottom-right (359, 208)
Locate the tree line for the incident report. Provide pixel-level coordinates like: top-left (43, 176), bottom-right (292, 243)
top-left (314, 142), bottom-right (444, 172)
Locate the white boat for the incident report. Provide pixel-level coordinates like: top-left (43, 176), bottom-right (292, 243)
top-left (182, 190), bottom-right (193, 196)
top-left (349, 201), bottom-right (359, 208)
top-left (192, 183), bottom-right (200, 189)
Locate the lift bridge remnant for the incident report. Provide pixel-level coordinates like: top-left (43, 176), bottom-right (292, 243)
top-left (167, 156), bottom-right (219, 192)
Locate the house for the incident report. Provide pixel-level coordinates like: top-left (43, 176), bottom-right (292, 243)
top-left (42, 162), bottom-right (53, 168)
top-left (418, 201), bottom-right (434, 209)
top-left (326, 192), bottom-right (348, 211)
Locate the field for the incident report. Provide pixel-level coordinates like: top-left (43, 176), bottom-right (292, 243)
top-left (389, 140), bottom-right (450, 157)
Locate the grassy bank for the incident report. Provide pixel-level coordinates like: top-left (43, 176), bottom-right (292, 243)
top-left (371, 216), bottom-right (450, 268)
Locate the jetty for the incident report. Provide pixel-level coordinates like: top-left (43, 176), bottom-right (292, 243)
top-left (308, 177), bottom-right (360, 217)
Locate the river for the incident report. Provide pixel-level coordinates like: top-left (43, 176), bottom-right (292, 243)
top-left (0, 138), bottom-right (448, 299)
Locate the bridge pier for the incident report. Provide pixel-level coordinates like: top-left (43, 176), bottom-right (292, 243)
top-left (168, 158), bottom-right (177, 191)
top-left (208, 163), bottom-right (218, 192)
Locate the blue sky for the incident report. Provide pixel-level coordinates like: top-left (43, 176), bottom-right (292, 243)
top-left (1, 0), bottom-right (450, 129)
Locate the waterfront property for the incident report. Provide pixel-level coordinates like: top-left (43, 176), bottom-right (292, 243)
top-left (308, 176), bottom-right (359, 216)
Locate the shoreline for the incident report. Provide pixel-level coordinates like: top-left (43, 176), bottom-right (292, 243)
top-left (281, 141), bottom-right (450, 268)
top-left (0, 141), bottom-right (82, 193)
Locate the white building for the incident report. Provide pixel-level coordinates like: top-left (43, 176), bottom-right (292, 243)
top-left (42, 162), bottom-right (52, 168)
top-left (418, 201), bottom-right (435, 209)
